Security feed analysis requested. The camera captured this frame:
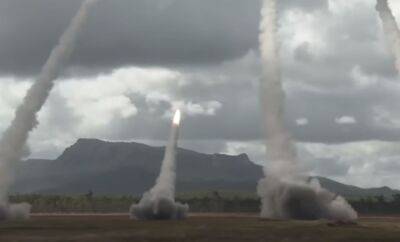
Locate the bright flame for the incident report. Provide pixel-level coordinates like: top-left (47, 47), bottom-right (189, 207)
top-left (173, 110), bottom-right (181, 125)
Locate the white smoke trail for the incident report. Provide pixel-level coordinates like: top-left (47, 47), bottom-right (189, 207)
top-left (376, 0), bottom-right (400, 72)
top-left (130, 110), bottom-right (189, 220)
top-left (257, 0), bottom-right (357, 221)
top-left (259, 0), bottom-right (297, 178)
top-left (0, 0), bottom-right (98, 220)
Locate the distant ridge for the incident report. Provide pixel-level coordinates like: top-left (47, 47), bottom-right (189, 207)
top-left (12, 138), bottom-right (400, 198)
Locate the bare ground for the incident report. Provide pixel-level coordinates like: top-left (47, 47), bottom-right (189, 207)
top-left (0, 214), bottom-right (398, 242)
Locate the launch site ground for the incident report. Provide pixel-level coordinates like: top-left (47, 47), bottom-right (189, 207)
top-left (0, 214), bottom-right (399, 242)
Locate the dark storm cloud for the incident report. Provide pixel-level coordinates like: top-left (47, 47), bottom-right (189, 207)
top-left (0, 0), bottom-right (259, 75)
top-left (0, 0), bottom-right (332, 76)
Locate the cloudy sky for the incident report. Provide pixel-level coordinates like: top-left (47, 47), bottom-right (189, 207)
top-left (1, 0), bottom-right (400, 188)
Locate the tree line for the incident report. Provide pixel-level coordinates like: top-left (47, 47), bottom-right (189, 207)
top-left (9, 192), bottom-right (400, 215)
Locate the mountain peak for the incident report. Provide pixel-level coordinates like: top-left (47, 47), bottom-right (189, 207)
top-left (75, 138), bottom-right (104, 144)
top-left (14, 139), bottom-right (400, 198)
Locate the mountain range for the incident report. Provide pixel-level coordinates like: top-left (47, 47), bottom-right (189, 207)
top-left (11, 138), bottom-right (400, 199)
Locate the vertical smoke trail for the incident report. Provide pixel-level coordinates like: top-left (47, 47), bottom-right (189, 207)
top-left (151, 110), bottom-right (181, 199)
top-left (0, 0), bottom-right (98, 220)
top-left (257, 0), bottom-right (357, 221)
top-left (259, 0), bottom-right (297, 179)
top-left (376, 0), bottom-right (400, 72)
top-left (130, 110), bottom-right (189, 220)
top-left (257, 0), bottom-right (299, 219)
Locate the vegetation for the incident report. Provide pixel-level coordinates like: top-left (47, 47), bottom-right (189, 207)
top-left (350, 194), bottom-right (400, 215)
top-left (8, 192), bottom-right (400, 215)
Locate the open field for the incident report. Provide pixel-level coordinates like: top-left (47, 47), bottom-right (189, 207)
top-left (0, 214), bottom-right (399, 242)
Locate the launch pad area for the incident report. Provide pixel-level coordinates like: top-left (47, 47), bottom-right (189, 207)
top-left (0, 214), bottom-right (398, 242)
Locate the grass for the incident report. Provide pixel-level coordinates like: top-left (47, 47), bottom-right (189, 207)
top-left (0, 214), bottom-right (399, 242)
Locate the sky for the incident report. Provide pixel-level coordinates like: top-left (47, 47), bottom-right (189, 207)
top-left (0, 0), bottom-right (400, 189)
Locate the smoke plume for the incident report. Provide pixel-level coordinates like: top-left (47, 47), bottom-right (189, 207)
top-left (376, 0), bottom-right (400, 72)
top-left (130, 110), bottom-right (189, 220)
top-left (0, 0), bottom-right (97, 220)
top-left (257, 0), bottom-right (357, 221)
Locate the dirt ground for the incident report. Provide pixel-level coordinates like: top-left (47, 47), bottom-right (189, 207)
top-left (0, 214), bottom-right (399, 242)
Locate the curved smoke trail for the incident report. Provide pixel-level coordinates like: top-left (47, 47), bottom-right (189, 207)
top-left (376, 0), bottom-right (400, 73)
top-left (257, 0), bottom-right (357, 221)
top-left (130, 110), bottom-right (189, 220)
top-left (0, 0), bottom-right (98, 220)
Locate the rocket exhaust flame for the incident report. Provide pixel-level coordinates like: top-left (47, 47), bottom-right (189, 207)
top-left (130, 110), bottom-right (188, 220)
top-left (376, 0), bottom-right (400, 73)
top-left (173, 109), bottom-right (181, 126)
top-left (0, 0), bottom-right (97, 221)
top-left (257, 0), bottom-right (357, 221)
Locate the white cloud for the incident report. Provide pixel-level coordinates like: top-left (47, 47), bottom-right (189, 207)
top-left (335, 116), bottom-right (357, 124)
top-left (0, 67), bottom-right (188, 157)
top-left (161, 100), bottom-right (223, 120)
top-left (0, 78), bottom-right (31, 131)
top-left (223, 141), bottom-right (266, 164)
top-left (0, 66), bottom-right (227, 158)
top-left (281, 9), bottom-right (329, 60)
top-left (351, 65), bottom-right (379, 88)
top-left (178, 101), bottom-right (222, 116)
top-left (296, 118), bottom-right (309, 126)
top-left (58, 66), bottom-right (185, 133)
